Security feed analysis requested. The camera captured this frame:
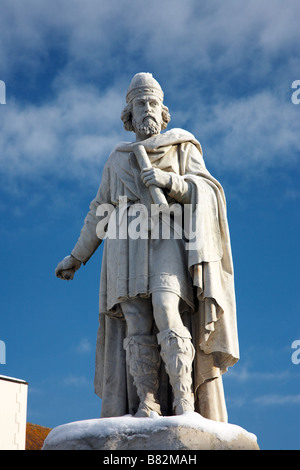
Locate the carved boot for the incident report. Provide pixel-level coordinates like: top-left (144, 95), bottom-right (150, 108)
top-left (157, 327), bottom-right (195, 415)
top-left (123, 335), bottom-right (162, 417)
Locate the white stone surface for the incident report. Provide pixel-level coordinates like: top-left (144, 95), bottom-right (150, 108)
top-left (0, 375), bottom-right (28, 450)
top-left (42, 412), bottom-right (259, 450)
top-left (55, 72), bottom-right (240, 422)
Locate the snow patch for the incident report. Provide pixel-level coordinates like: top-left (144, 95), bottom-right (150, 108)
top-left (44, 412), bottom-right (258, 447)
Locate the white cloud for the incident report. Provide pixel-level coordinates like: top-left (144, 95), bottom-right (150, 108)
top-left (76, 338), bottom-right (92, 354)
top-left (197, 91), bottom-right (300, 172)
top-left (225, 365), bottom-right (296, 382)
top-left (1, 83), bottom-right (298, 187)
top-left (1, 0), bottom-right (299, 80)
top-left (253, 394), bottom-right (300, 406)
top-left (0, 0), bottom-right (299, 189)
top-left (63, 374), bottom-right (89, 387)
top-left (0, 85), bottom-right (127, 184)
top-left (226, 392), bottom-right (300, 408)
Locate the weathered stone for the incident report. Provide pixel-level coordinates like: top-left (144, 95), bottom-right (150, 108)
top-left (42, 412), bottom-right (259, 450)
top-left (55, 72), bottom-right (240, 423)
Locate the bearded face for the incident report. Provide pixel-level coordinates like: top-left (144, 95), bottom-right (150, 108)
top-left (131, 96), bottom-right (163, 137)
top-left (132, 115), bottom-right (162, 136)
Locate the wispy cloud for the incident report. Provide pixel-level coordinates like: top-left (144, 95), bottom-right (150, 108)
top-left (253, 394), bottom-right (300, 406)
top-left (1, 84), bottom-right (298, 188)
top-left (75, 338), bottom-right (92, 355)
top-left (198, 92), bottom-right (300, 172)
top-left (1, 0), bottom-right (299, 91)
top-left (0, 85), bottom-right (126, 184)
top-left (63, 374), bottom-right (89, 387)
top-left (225, 365), bottom-right (297, 382)
top-left (0, 0), bottom-right (299, 190)
top-left (1, 0), bottom-right (299, 77)
top-left (225, 365), bottom-right (300, 408)
top-left (227, 392), bottom-right (300, 408)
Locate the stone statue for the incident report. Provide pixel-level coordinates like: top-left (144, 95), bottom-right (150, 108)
top-left (55, 73), bottom-right (239, 421)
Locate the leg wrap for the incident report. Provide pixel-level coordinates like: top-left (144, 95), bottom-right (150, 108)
top-left (123, 335), bottom-right (162, 416)
top-left (157, 327), bottom-right (195, 414)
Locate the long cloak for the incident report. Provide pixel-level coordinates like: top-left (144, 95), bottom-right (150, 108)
top-left (71, 128), bottom-right (239, 422)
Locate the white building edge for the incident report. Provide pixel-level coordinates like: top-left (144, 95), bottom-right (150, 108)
top-left (0, 375), bottom-right (28, 450)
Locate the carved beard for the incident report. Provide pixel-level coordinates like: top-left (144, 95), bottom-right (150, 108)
top-left (132, 116), bottom-right (161, 136)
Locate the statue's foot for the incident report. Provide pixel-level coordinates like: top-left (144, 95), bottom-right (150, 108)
top-left (174, 398), bottom-right (194, 415)
top-left (135, 400), bottom-right (162, 418)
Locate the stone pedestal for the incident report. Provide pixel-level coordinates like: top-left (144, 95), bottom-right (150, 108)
top-left (42, 412), bottom-right (259, 450)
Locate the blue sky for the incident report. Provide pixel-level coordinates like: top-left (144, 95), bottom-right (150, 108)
top-left (0, 0), bottom-right (299, 450)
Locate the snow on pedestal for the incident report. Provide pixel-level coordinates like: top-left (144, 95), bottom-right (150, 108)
top-left (42, 412), bottom-right (259, 450)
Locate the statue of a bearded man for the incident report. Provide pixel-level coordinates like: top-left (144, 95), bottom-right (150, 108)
top-left (55, 73), bottom-right (239, 422)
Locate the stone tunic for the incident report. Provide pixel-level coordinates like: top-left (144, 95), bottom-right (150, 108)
top-left (91, 140), bottom-right (202, 317)
top-left (71, 129), bottom-right (239, 421)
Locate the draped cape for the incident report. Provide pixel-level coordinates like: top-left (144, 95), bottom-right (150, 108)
top-left (71, 128), bottom-right (239, 421)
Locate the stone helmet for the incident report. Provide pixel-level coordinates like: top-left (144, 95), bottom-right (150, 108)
top-left (126, 72), bottom-right (164, 104)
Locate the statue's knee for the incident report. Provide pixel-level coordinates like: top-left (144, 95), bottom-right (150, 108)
top-left (152, 291), bottom-right (179, 316)
top-left (152, 297), bottom-right (171, 317)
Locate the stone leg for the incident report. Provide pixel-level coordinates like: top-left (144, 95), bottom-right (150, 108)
top-left (157, 327), bottom-right (195, 415)
top-left (123, 334), bottom-right (162, 417)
